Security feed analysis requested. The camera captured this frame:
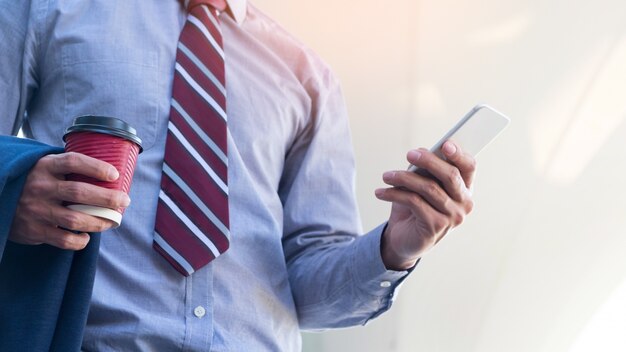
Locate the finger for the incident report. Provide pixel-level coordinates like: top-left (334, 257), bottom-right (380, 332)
top-left (12, 224), bottom-right (90, 250)
top-left (45, 152), bottom-right (119, 181)
top-left (441, 141), bottom-right (477, 188)
top-left (44, 226), bottom-right (91, 251)
top-left (375, 187), bottom-right (450, 237)
top-left (56, 180), bottom-right (130, 209)
top-left (407, 149), bottom-right (466, 202)
top-left (43, 204), bottom-right (118, 233)
top-left (382, 171), bottom-right (456, 216)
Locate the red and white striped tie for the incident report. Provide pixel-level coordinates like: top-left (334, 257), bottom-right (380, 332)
top-left (154, 0), bottom-right (229, 276)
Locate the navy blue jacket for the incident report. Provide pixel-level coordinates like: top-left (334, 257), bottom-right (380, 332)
top-left (0, 136), bottom-right (99, 352)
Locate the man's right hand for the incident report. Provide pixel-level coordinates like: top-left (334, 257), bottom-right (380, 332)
top-left (9, 152), bottom-right (131, 251)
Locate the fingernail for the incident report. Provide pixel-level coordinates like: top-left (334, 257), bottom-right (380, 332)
top-left (383, 171), bottom-right (395, 181)
top-left (375, 188), bottom-right (385, 197)
top-left (109, 168), bottom-right (120, 180)
top-left (443, 141), bottom-right (457, 156)
top-left (121, 194), bottom-right (131, 207)
top-left (408, 150), bottom-right (422, 160)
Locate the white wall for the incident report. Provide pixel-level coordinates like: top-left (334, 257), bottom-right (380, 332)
top-left (253, 0), bottom-right (626, 351)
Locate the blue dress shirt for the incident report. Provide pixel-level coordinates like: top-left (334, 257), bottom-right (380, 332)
top-left (0, 0), bottom-right (410, 350)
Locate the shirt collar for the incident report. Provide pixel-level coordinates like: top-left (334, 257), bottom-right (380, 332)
top-left (225, 0), bottom-right (246, 24)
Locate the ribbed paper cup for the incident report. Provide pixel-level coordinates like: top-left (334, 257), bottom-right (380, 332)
top-left (63, 116), bottom-right (142, 227)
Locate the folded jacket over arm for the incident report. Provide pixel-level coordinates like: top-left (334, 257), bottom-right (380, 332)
top-left (0, 135), bottom-right (100, 352)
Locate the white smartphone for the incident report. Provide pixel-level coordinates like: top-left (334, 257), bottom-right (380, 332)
top-left (408, 104), bottom-right (510, 173)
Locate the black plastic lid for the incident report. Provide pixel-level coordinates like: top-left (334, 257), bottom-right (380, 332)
top-left (63, 115), bottom-right (143, 151)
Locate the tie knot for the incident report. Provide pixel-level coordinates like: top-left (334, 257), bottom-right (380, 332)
top-left (181, 0), bottom-right (227, 12)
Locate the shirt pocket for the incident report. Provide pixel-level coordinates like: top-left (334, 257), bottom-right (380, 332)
top-left (61, 43), bottom-right (160, 150)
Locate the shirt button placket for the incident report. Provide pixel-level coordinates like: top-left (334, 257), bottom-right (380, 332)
top-left (183, 266), bottom-right (214, 350)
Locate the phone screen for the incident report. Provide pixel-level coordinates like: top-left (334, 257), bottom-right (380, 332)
top-left (408, 104), bottom-right (510, 173)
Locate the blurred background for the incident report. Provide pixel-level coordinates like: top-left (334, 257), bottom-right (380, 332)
top-left (255, 0), bottom-right (626, 351)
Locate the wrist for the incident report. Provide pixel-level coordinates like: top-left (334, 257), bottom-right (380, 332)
top-left (380, 227), bottom-right (419, 271)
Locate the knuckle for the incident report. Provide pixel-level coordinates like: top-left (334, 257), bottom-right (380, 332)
top-left (101, 191), bottom-right (114, 205)
top-left (62, 152), bottom-right (82, 168)
top-left (420, 153), bottom-right (434, 168)
top-left (43, 226), bottom-right (61, 247)
top-left (49, 154), bottom-right (68, 174)
top-left (387, 171), bottom-right (406, 186)
top-left (394, 171), bottom-right (407, 183)
top-left (452, 211), bottom-right (465, 226)
top-left (35, 154), bottom-right (54, 169)
top-left (62, 182), bottom-right (86, 202)
top-left (441, 196), bottom-right (453, 211)
top-left (447, 168), bottom-right (462, 186)
top-left (407, 193), bottom-right (422, 208)
top-left (29, 178), bottom-right (48, 194)
top-left (432, 216), bottom-right (448, 233)
top-left (24, 201), bottom-right (43, 220)
top-left (465, 198), bottom-right (475, 214)
top-left (50, 155), bottom-right (65, 173)
top-left (108, 192), bottom-right (124, 208)
top-left (60, 212), bottom-right (83, 230)
top-left (46, 204), bottom-right (57, 223)
top-left (58, 236), bottom-right (82, 250)
top-left (71, 235), bottom-right (89, 250)
top-left (94, 219), bottom-right (112, 232)
top-left (424, 180), bottom-right (440, 196)
top-left (465, 157), bottom-right (478, 173)
top-left (52, 230), bottom-right (88, 250)
top-left (25, 167), bottom-right (54, 194)
top-left (56, 236), bottom-right (74, 249)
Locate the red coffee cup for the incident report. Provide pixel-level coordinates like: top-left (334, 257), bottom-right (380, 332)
top-left (63, 116), bottom-right (143, 227)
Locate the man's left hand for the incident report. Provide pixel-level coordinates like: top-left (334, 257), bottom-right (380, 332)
top-left (375, 141), bottom-right (476, 270)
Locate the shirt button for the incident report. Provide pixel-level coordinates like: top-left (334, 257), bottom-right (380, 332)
top-left (193, 306), bottom-right (206, 318)
top-left (380, 281), bottom-right (392, 288)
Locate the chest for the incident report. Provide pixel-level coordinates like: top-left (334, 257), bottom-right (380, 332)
top-left (28, 0), bottom-right (311, 181)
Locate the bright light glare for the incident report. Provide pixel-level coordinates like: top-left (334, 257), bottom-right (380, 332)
top-left (466, 13), bottom-right (532, 46)
top-left (530, 35), bottom-right (626, 185)
top-left (568, 279), bottom-right (626, 352)
top-left (545, 35), bottom-right (626, 184)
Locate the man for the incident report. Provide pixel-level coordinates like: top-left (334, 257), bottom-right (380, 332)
top-left (0, 0), bottom-right (475, 350)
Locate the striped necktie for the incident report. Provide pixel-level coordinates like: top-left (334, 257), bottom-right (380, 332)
top-left (154, 0), bottom-right (230, 276)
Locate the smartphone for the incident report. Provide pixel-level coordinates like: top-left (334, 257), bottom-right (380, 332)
top-left (408, 104), bottom-right (510, 173)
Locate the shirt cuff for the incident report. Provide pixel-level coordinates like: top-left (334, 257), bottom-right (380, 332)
top-left (349, 223), bottom-right (416, 322)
